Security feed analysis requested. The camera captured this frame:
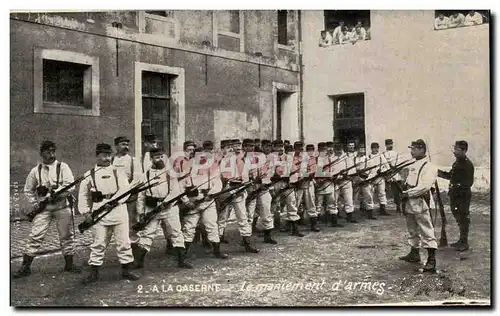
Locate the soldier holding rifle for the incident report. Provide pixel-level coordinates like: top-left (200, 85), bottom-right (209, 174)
top-left (78, 143), bottom-right (141, 284)
top-left (399, 139), bottom-right (438, 273)
top-left (14, 141), bottom-right (82, 278)
top-left (131, 147), bottom-right (194, 269)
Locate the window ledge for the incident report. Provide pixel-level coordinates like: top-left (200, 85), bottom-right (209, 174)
top-left (320, 39), bottom-right (371, 50)
top-left (36, 103), bottom-right (98, 116)
top-left (433, 23), bottom-right (489, 32)
top-left (217, 30), bottom-right (242, 38)
top-left (277, 43), bottom-right (297, 52)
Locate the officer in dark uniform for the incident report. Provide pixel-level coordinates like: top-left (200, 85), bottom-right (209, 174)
top-left (438, 140), bottom-right (475, 252)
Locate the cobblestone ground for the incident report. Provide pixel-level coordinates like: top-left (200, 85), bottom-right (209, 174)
top-left (10, 194), bottom-right (491, 306)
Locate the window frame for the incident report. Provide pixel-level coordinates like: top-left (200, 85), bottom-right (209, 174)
top-left (137, 10), bottom-right (180, 42)
top-left (33, 47), bottom-right (100, 116)
top-left (277, 10), bottom-right (299, 52)
top-left (212, 10), bottom-right (245, 53)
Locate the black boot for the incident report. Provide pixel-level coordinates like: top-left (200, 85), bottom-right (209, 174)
top-left (310, 217), bottom-right (321, 232)
top-left (13, 254), bottom-right (34, 279)
top-left (280, 221), bottom-right (291, 232)
top-left (346, 212), bottom-right (358, 223)
top-left (291, 220), bottom-right (305, 237)
top-left (166, 239), bottom-right (174, 255)
top-left (318, 214), bottom-right (325, 224)
top-left (64, 255), bottom-right (82, 273)
top-left (131, 246), bottom-right (148, 269)
top-left (366, 209), bottom-right (377, 220)
top-left (329, 214), bottom-right (344, 227)
top-left (399, 247), bottom-right (421, 263)
top-left (122, 263), bottom-right (141, 280)
top-left (242, 236), bottom-right (259, 253)
top-left (212, 242), bottom-right (229, 259)
top-left (422, 248), bottom-right (437, 273)
top-left (263, 229), bottom-right (278, 244)
top-left (379, 204), bottom-right (390, 216)
top-left (81, 265), bottom-right (99, 285)
top-left (131, 243), bottom-right (141, 260)
top-left (175, 246), bottom-right (194, 269)
top-left (297, 212), bottom-right (305, 226)
top-left (455, 222), bottom-right (470, 252)
top-left (220, 233), bottom-right (229, 244)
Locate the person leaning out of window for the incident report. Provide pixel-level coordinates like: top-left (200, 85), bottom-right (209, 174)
top-left (318, 30), bottom-right (333, 47)
top-left (347, 22), bottom-right (367, 44)
top-left (434, 13), bottom-right (449, 30)
top-left (448, 12), bottom-right (465, 28)
top-left (464, 10), bottom-right (483, 26)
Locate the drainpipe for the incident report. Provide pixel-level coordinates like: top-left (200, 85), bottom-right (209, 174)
top-left (297, 10), bottom-right (304, 143)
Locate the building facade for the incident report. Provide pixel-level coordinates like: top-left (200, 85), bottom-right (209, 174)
top-left (10, 10), bottom-right (491, 192)
top-left (301, 10), bottom-right (490, 190)
top-left (10, 10), bottom-right (302, 182)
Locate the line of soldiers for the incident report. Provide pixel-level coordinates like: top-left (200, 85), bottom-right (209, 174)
top-left (12, 135), bottom-right (474, 282)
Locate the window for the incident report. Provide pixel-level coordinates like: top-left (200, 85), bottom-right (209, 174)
top-left (139, 11), bottom-right (179, 41)
top-left (322, 10), bottom-right (371, 46)
top-left (218, 10), bottom-right (240, 34)
top-left (145, 10), bottom-right (174, 18)
top-left (332, 93), bottom-right (365, 147)
top-left (34, 48), bottom-right (99, 116)
top-left (213, 10), bottom-right (244, 52)
top-left (434, 10), bottom-right (489, 30)
top-left (141, 71), bottom-right (171, 154)
top-left (278, 10), bottom-right (288, 45)
top-left (277, 10), bottom-right (297, 49)
top-left (43, 60), bottom-right (86, 107)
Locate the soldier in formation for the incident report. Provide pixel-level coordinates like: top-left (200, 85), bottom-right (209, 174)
top-left (14, 135), bottom-right (472, 281)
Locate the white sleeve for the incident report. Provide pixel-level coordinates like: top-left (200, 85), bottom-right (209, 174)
top-left (77, 174), bottom-right (92, 215)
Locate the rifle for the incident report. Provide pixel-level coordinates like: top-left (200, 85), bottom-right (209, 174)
top-left (78, 178), bottom-right (164, 233)
top-left (26, 167), bottom-right (103, 222)
top-left (427, 145), bottom-right (448, 247)
top-left (133, 174), bottom-right (219, 231)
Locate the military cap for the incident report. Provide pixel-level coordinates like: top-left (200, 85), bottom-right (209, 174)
top-left (326, 141), bottom-right (334, 147)
top-left (284, 144), bottom-right (293, 152)
top-left (150, 147), bottom-right (164, 156)
top-left (144, 133), bottom-right (159, 143)
top-left (254, 138), bottom-right (261, 144)
top-left (318, 142), bottom-right (327, 149)
top-left (293, 141), bottom-right (304, 149)
top-left (454, 140), bottom-right (468, 151)
top-left (347, 139), bottom-right (356, 144)
top-left (261, 139), bottom-right (272, 146)
top-left (220, 139), bottom-right (228, 148)
top-left (242, 138), bottom-right (254, 146)
top-left (408, 139), bottom-right (427, 150)
top-left (284, 140), bottom-right (291, 145)
top-left (371, 142), bottom-right (379, 148)
top-left (202, 140), bottom-right (214, 150)
top-left (40, 141), bottom-right (56, 153)
top-left (272, 140), bottom-right (284, 146)
top-left (114, 136), bottom-right (130, 145)
top-left (96, 143), bottom-right (113, 155)
top-left (232, 139), bottom-right (242, 145)
top-left (183, 140), bottom-right (196, 150)
top-left (385, 139), bottom-right (394, 145)
top-left (306, 144), bottom-right (315, 151)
